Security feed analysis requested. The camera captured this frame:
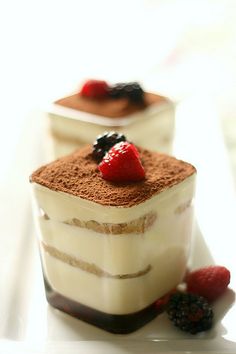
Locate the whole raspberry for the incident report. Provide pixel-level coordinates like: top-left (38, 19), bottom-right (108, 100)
top-left (167, 292), bottom-right (213, 334)
top-left (99, 141), bottom-right (145, 182)
top-left (92, 132), bottom-right (127, 162)
top-left (80, 80), bottom-right (109, 98)
top-left (186, 266), bottom-right (230, 302)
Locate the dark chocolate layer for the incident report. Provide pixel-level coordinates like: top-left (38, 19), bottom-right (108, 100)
top-left (44, 275), bottom-right (159, 334)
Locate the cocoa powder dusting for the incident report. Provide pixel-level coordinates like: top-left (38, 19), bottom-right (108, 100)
top-left (55, 92), bottom-right (167, 118)
top-left (30, 146), bottom-right (196, 207)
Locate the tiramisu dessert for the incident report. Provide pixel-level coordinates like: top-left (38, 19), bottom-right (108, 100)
top-left (30, 133), bottom-right (196, 333)
top-left (47, 80), bottom-right (175, 158)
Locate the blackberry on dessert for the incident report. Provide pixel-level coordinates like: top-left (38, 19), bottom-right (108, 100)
top-left (108, 82), bottom-right (145, 104)
top-left (92, 131), bottom-right (127, 162)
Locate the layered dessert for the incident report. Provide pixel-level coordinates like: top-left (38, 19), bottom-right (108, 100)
top-left (47, 80), bottom-right (175, 158)
top-left (30, 133), bottom-right (196, 333)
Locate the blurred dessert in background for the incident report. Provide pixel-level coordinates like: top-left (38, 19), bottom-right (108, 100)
top-left (46, 80), bottom-right (175, 158)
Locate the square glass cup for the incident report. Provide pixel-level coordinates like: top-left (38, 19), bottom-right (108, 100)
top-left (31, 171), bottom-right (196, 333)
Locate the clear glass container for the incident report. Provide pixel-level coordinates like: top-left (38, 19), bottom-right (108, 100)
top-left (31, 171), bottom-right (196, 333)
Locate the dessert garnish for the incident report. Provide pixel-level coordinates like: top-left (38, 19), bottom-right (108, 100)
top-left (92, 131), bottom-right (127, 162)
top-left (166, 292), bottom-right (213, 334)
top-left (108, 82), bottom-right (144, 104)
top-left (80, 80), bottom-right (144, 104)
top-left (186, 265), bottom-right (231, 302)
top-left (80, 80), bottom-right (109, 98)
top-left (157, 265), bottom-right (231, 334)
top-left (98, 141), bottom-right (145, 182)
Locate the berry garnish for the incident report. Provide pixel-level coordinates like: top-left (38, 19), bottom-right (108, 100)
top-left (167, 292), bottom-right (213, 334)
top-left (80, 80), bottom-right (109, 98)
top-left (108, 82), bottom-right (144, 104)
top-left (186, 266), bottom-right (231, 302)
top-left (99, 141), bottom-right (145, 182)
top-left (92, 132), bottom-right (127, 162)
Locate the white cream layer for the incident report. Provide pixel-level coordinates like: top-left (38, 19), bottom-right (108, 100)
top-left (47, 101), bottom-right (175, 158)
top-left (32, 174), bottom-right (196, 314)
top-left (32, 174), bottom-right (195, 224)
top-left (41, 246), bottom-right (187, 314)
top-left (39, 206), bottom-right (193, 275)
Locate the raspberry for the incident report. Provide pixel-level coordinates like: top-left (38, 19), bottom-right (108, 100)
top-left (92, 132), bottom-right (127, 162)
top-left (99, 141), bottom-right (145, 182)
top-left (108, 82), bottom-right (144, 104)
top-left (186, 266), bottom-right (230, 302)
top-left (167, 292), bottom-right (213, 334)
top-left (80, 80), bottom-right (109, 98)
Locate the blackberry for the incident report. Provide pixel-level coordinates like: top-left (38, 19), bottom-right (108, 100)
top-left (92, 132), bottom-right (127, 162)
top-left (108, 82), bottom-right (144, 104)
top-left (166, 292), bottom-right (213, 334)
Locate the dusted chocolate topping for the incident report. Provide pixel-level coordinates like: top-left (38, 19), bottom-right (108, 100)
top-left (30, 146), bottom-right (196, 207)
top-left (55, 92), bottom-right (167, 118)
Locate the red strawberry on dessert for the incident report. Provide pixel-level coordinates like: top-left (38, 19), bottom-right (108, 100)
top-left (99, 141), bottom-right (145, 182)
top-left (80, 79), bottom-right (109, 98)
top-left (186, 265), bottom-right (230, 302)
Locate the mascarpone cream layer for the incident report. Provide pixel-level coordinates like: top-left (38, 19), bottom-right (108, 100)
top-left (42, 246), bottom-right (187, 314)
top-left (39, 202), bottom-right (193, 275)
top-left (32, 174), bottom-right (195, 224)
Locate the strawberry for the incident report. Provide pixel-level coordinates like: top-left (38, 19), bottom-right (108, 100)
top-left (186, 266), bottom-right (230, 302)
top-left (98, 141), bottom-right (145, 182)
top-left (80, 80), bottom-right (109, 98)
